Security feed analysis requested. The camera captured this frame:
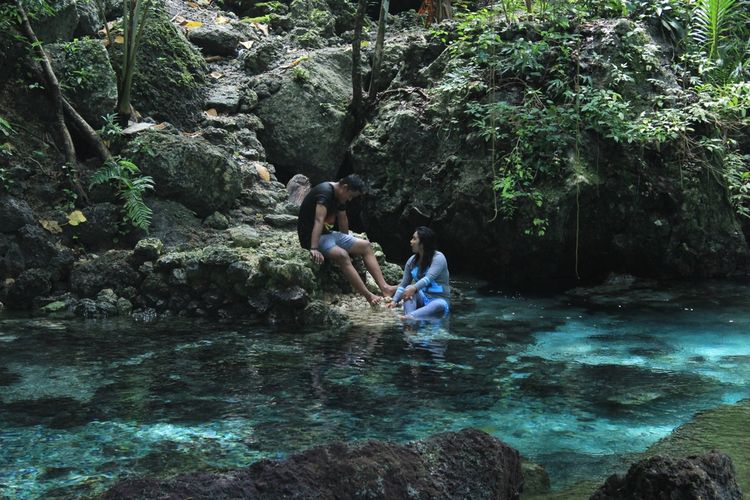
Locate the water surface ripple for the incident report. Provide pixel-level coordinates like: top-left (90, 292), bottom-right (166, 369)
top-left (1, 280), bottom-right (749, 497)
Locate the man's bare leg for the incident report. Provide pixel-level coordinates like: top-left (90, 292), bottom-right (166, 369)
top-left (329, 247), bottom-right (382, 305)
top-left (349, 239), bottom-right (397, 297)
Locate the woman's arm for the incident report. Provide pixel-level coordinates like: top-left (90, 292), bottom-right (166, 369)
top-left (391, 257), bottom-right (415, 303)
top-left (414, 252), bottom-right (447, 290)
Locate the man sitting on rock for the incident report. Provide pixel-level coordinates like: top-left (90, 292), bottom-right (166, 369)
top-left (297, 174), bottom-right (396, 305)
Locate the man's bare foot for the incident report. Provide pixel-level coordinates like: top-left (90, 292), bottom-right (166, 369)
top-left (367, 294), bottom-right (383, 306)
top-left (382, 284), bottom-right (397, 297)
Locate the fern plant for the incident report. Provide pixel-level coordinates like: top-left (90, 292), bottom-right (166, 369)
top-left (89, 157), bottom-right (154, 230)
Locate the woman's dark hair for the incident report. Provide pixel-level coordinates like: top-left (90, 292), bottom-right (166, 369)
top-left (415, 226), bottom-right (437, 275)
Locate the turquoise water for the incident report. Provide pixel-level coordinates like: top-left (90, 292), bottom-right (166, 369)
top-left (2, 279), bottom-right (750, 498)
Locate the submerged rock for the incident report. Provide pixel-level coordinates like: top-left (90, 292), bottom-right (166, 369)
top-left (590, 451), bottom-right (742, 500)
top-left (102, 428), bottom-right (523, 499)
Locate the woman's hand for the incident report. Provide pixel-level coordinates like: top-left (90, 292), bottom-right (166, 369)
top-left (402, 285), bottom-right (417, 300)
top-left (386, 300), bottom-right (399, 309)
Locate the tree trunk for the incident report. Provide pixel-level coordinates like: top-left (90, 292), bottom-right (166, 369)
top-left (62, 98), bottom-right (112, 162)
top-left (15, 0), bottom-right (89, 203)
top-left (368, 0), bottom-right (390, 102)
top-left (350, 0), bottom-right (367, 126)
top-left (16, 0), bottom-right (76, 167)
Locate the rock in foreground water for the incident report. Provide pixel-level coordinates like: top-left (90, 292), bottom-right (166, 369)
top-left (102, 428), bottom-right (523, 499)
top-left (591, 451), bottom-right (742, 500)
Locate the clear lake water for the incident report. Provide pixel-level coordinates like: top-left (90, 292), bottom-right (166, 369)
top-left (1, 279), bottom-right (750, 498)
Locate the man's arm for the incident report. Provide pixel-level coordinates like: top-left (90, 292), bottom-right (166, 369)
top-left (336, 208), bottom-right (349, 233)
top-left (309, 203), bottom-right (328, 264)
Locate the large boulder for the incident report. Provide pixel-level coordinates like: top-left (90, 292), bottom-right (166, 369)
top-left (349, 22), bottom-right (750, 285)
top-left (253, 47), bottom-right (356, 182)
top-left (108, 7), bottom-right (207, 127)
top-left (591, 451), bottom-right (742, 500)
top-left (47, 38), bottom-right (117, 129)
top-left (29, 0), bottom-right (79, 43)
top-left (125, 130), bottom-right (242, 217)
top-left (102, 429), bottom-right (523, 499)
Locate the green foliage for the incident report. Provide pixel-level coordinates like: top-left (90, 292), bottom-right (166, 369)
top-left (89, 157), bottom-right (154, 230)
top-left (99, 113), bottom-right (125, 150)
top-left (293, 66), bottom-right (310, 83)
top-left (691, 0), bottom-right (738, 60)
top-left (625, 0), bottom-right (689, 44)
top-left (242, 14), bottom-right (271, 23)
top-left (0, 116), bottom-right (14, 137)
top-left (722, 150), bottom-right (750, 218)
top-left (430, 2), bottom-right (750, 228)
top-left (688, 0), bottom-right (749, 82)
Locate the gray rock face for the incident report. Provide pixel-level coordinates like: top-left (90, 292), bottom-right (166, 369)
top-left (254, 47), bottom-right (355, 182)
top-left (74, 0), bottom-right (119, 36)
top-left (125, 131), bottom-right (242, 217)
top-left (30, 0), bottom-right (79, 42)
top-left (241, 37), bottom-right (285, 74)
top-left (64, 202), bottom-right (120, 250)
top-left (264, 213), bottom-right (297, 228)
top-left (0, 196), bottom-right (34, 233)
top-left (70, 251), bottom-right (139, 298)
top-left (5, 268), bottom-right (52, 309)
top-left (109, 8), bottom-right (207, 128)
top-left (187, 25), bottom-right (240, 56)
top-left (102, 429), bottom-right (523, 499)
top-left (206, 85), bottom-right (241, 114)
top-left (286, 173), bottom-right (311, 206)
top-left (590, 451), bottom-right (742, 500)
top-left (48, 39), bottom-right (117, 128)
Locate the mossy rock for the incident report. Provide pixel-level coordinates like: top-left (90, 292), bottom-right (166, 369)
top-left (109, 6), bottom-right (207, 127)
top-left (124, 130), bottom-right (242, 217)
top-left (46, 38), bottom-right (117, 128)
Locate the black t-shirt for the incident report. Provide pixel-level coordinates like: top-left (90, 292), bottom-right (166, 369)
top-left (297, 182), bottom-right (344, 249)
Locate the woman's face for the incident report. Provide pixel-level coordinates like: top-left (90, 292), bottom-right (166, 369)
top-left (410, 232), bottom-right (422, 254)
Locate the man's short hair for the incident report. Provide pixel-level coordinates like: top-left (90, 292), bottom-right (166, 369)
top-left (340, 174), bottom-right (366, 193)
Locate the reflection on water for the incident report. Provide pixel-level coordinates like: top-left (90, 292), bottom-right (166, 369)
top-left (1, 280), bottom-right (750, 497)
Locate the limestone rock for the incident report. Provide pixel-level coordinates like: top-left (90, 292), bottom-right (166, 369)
top-left (30, 0), bottom-right (79, 42)
top-left (591, 451), bottom-right (742, 500)
top-left (133, 238), bottom-right (164, 263)
top-left (102, 429), bottom-right (523, 499)
top-left (70, 251), bottom-right (139, 298)
top-left (0, 196), bottom-right (34, 233)
top-left (47, 39), bottom-right (117, 128)
top-left (206, 85), bottom-right (241, 113)
top-left (108, 7), bottom-right (207, 128)
top-left (227, 225), bottom-right (261, 248)
top-left (286, 173), bottom-right (311, 206)
top-left (254, 47), bottom-right (355, 182)
top-left (263, 213), bottom-right (297, 228)
top-left (187, 25), bottom-right (240, 56)
top-left (125, 130), bottom-right (242, 217)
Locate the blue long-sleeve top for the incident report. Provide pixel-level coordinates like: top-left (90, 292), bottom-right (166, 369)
top-left (392, 251), bottom-right (450, 304)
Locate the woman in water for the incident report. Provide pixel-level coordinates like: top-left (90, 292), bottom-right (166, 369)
top-left (388, 226), bottom-right (450, 319)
